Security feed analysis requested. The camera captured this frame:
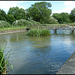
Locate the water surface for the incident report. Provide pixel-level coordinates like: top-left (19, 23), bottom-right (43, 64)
top-left (0, 30), bottom-right (75, 74)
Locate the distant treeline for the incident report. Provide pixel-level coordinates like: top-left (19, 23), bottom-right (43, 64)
top-left (0, 2), bottom-right (75, 25)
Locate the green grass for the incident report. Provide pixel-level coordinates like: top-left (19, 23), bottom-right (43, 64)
top-left (0, 22), bottom-right (75, 32)
top-left (26, 29), bottom-right (51, 37)
top-left (0, 46), bottom-right (13, 74)
top-left (0, 26), bottom-right (26, 31)
top-left (0, 46), bottom-right (6, 74)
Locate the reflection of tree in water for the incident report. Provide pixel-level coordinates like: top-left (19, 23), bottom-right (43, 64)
top-left (70, 34), bottom-right (75, 40)
top-left (0, 36), bottom-right (7, 46)
top-left (28, 36), bottom-right (51, 48)
top-left (9, 33), bottom-right (26, 42)
top-left (27, 36), bottom-right (52, 56)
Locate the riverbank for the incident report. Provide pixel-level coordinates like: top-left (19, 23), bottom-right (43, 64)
top-left (0, 29), bottom-right (26, 35)
top-left (0, 26), bottom-right (27, 35)
top-left (56, 51), bottom-right (75, 74)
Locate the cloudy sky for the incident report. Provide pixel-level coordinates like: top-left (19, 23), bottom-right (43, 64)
top-left (0, 1), bottom-right (75, 14)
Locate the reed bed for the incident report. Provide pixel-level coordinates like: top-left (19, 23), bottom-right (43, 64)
top-left (26, 29), bottom-right (51, 37)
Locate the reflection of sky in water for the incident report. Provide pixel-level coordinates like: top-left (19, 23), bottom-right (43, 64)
top-left (0, 31), bottom-right (75, 74)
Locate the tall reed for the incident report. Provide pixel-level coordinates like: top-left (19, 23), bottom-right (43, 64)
top-left (0, 46), bottom-right (13, 74)
top-left (26, 29), bottom-right (51, 37)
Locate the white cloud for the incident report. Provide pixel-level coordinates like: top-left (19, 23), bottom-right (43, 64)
top-left (64, 1), bottom-right (75, 7)
top-left (53, 1), bottom-right (75, 14)
top-left (53, 7), bottom-right (74, 14)
top-left (0, 1), bottom-right (26, 13)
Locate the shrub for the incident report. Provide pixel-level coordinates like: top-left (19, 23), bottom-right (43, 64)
top-left (29, 20), bottom-right (41, 26)
top-left (48, 16), bottom-right (59, 24)
top-left (12, 19), bottom-right (33, 26)
top-left (12, 19), bottom-right (41, 27)
top-left (26, 29), bottom-right (51, 37)
top-left (0, 20), bottom-right (10, 28)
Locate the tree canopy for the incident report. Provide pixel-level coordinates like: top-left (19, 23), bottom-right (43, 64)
top-left (52, 13), bottom-right (71, 24)
top-left (0, 2), bottom-right (75, 25)
top-left (8, 6), bottom-right (26, 20)
top-left (0, 9), bottom-right (7, 21)
top-left (70, 8), bottom-right (75, 22)
top-left (27, 2), bottom-right (52, 24)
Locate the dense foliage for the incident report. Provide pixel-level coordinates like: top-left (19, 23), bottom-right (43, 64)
top-left (48, 16), bottom-right (58, 24)
top-left (0, 9), bottom-right (7, 21)
top-left (52, 13), bottom-right (71, 24)
top-left (70, 8), bottom-right (75, 22)
top-left (0, 20), bottom-right (10, 28)
top-left (27, 2), bottom-right (52, 24)
top-left (12, 19), bottom-right (41, 26)
top-left (0, 2), bottom-right (75, 25)
top-left (6, 14), bottom-right (16, 24)
top-left (7, 6), bottom-right (26, 24)
top-left (26, 29), bottom-right (51, 37)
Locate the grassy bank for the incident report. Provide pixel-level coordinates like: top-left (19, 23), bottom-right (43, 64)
top-left (0, 23), bottom-right (75, 32)
top-left (0, 26), bottom-right (26, 31)
top-left (26, 29), bottom-right (51, 37)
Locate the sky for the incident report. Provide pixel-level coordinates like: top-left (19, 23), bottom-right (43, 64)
top-left (0, 1), bottom-right (75, 14)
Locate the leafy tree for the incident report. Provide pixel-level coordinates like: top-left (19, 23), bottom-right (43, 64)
top-left (60, 13), bottom-right (71, 23)
top-left (48, 16), bottom-right (58, 24)
top-left (0, 9), bottom-right (7, 21)
top-left (8, 6), bottom-right (26, 20)
top-left (52, 13), bottom-right (62, 23)
top-left (6, 14), bottom-right (16, 24)
top-left (52, 13), bottom-right (70, 24)
top-left (70, 8), bottom-right (75, 22)
top-left (27, 2), bottom-right (52, 24)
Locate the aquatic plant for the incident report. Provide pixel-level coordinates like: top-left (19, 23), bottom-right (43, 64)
top-left (26, 29), bottom-right (51, 37)
top-left (0, 46), bottom-right (13, 74)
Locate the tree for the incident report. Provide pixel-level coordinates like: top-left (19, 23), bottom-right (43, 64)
top-left (0, 9), bottom-right (7, 21)
top-left (52, 13), bottom-right (62, 23)
top-left (6, 14), bottom-right (16, 24)
top-left (48, 16), bottom-right (58, 24)
top-left (8, 6), bottom-right (26, 20)
top-left (52, 13), bottom-right (71, 24)
top-left (27, 2), bottom-right (52, 24)
top-left (70, 8), bottom-right (75, 22)
top-left (60, 13), bottom-right (71, 23)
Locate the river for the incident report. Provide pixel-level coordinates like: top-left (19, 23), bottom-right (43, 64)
top-left (0, 30), bottom-right (75, 74)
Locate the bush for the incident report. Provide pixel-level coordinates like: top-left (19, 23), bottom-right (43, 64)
top-left (0, 20), bottom-right (10, 28)
top-left (26, 29), bottom-right (51, 37)
top-left (12, 19), bottom-right (33, 26)
top-left (48, 16), bottom-right (59, 24)
top-left (12, 19), bottom-right (41, 27)
top-left (29, 20), bottom-right (41, 26)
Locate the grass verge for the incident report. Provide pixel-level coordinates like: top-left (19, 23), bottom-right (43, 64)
top-left (0, 26), bottom-right (26, 31)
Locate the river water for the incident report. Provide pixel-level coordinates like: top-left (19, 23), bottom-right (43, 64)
top-left (0, 30), bottom-right (75, 74)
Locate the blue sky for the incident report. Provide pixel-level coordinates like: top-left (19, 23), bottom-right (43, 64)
top-left (0, 1), bottom-right (75, 14)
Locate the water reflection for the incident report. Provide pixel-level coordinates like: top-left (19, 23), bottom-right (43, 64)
top-left (27, 36), bottom-right (51, 49)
